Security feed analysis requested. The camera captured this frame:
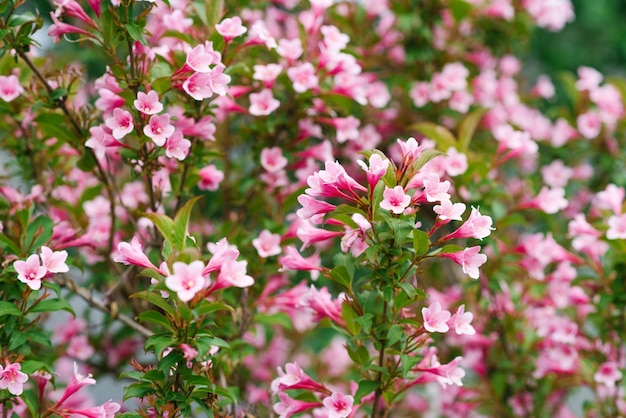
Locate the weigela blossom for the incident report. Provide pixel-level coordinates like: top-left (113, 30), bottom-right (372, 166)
top-left (594, 361), bottom-right (622, 389)
top-left (165, 261), bottom-right (208, 302)
top-left (422, 301), bottom-right (451, 333)
top-left (444, 207), bottom-right (494, 240)
top-left (40, 246), bottom-right (69, 273)
top-left (134, 90), bottom-right (163, 115)
top-left (0, 361), bottom-right (28, 395)
top-left (0, 75), bottom-right (24, 102)
top-left (252, 230), bottom-right (282, 258)
top-left (143, 113), bottom-right (175, 146)
top-left (164, 131), bottom-right (191, 161)
top-left (606, 214), bottom-right (626, 240)
top-left (322, 392), bottom-right (354, 418)
top-left (249, 89), bottom-right (280, 116)
top-left (380, 185), bottom-right (411, 214)
top-left (14, 254), bottom-right (47, 290)
top-left (197, 164), bottom-right (225, 191)
top-left (441, 246), bottom-right (488, 279)
top-left (215, 16), bottom-right (247, 42)
top-left (105, 108), bottom-right (134, 140)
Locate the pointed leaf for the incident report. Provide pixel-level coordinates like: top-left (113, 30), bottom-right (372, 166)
top-left (142, 213), bottom-right (175, 246)
top-left (173, 196), bottom-right (202, 251)
top-left (410, 122), bottom-right (457, 150)
top-left (458, 108), bottom-right (486, 152)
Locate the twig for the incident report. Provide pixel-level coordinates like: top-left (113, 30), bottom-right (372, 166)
top-left (57, 275), bottom-right (154, 338)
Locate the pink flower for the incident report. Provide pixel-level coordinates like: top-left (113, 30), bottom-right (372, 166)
top-left (134, 90), bottom-right (163, 115)
top-left (422, 301), bottom-right (451, 333)
top-left (54, 363), bottom-right (96, 408)
top-left (322, 392), bottom-right (354, 418)
top-left (380, 186), bottom-right (411, 214)
top-left (249, 89), bottom-right (280, 116)
top-left (533, 75), bottom-right (555, 98)
top-left (444, 207), bottom-right (494, 240)
top-left (143, 113), bottom-right (175, 146)
top-left (165, 261), bottom-right (208, 302)
top-left (215, 16), bottom-right (247, 42)
top-left (252, 230), bottom-right (282, 258)
top-left (0, 75), bottom-right (24, 102)
top-left (607, 214), bottom-right (626, 240)
top-left (64, 400), bottom-right (121, 418)
top-left (113, 236), bottom-right (161, 272)
top-left (441, 246), bottom-right (487, 279)
top-left (274, 362), bottom-right (328, 392)
top-left (214, 259), bottom-right (254, 289)
top-left (277, 38), bottom-right (303, 61)
top-left (287, 62), bottom-right (318, 93)
top-left (356, 153), bottom-right (389, 189)
top-left (279, 246), bottom-right (323, 275)
top-left (450, 304), bottom-right (475, 335)
top-left (433, 199), bottom-right (466, 222)
top-left (47, 12), bottom-right (94, 41)
top-left (197, 164), bottom-right (224, 191)
top-left (594, 361), bottom-right (622, 389)
top-left (331, 116), bottom-right (360, 143)
top-left (183, 65), bottom-right (231, 101)
top-left (410, 82), bottom-right (430, 107)
top-left (577, 111), bottom-right (602, 139)
top-left (261, 147), bottom-right (288, 173)
top-left (422, 173), bottom-right (451, 203)
top-left (0, 361), bottom-right (28, 395)
top-left (105, 108), bottom-right (134, 140)
top-left (575, 66), bottom-right (603, 91)
top-left (14, 254), bottom-right (47, 290)
top-left (273, 392), bottom-right (320, 418)
top-left (253, 64), bottom-right (283, 88)
top-left (164, 131), bottom-right (191, 161)
top-left (296, 195), bottom-right (336, 220)
top-left (523, 187), bottom-right (569, 214)
top-left (40, 246), bottom-right (69, 273)
top-left (185, 42), bottom-right (221, 73)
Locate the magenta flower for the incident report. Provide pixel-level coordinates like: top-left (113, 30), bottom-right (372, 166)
top-left (322, 392), bottom-right (354, 418)
top-left (105, 108), bottom-right (134, 140)
top-left (0, 75), bottom-right (24, 102)
top-left (165, 261), bottom-right (208, 302)
top-left (252, 230), bottom-right (282, 258)
top-left (47, 12), bottom-right (95, 42)
top-left (357, 153), bottom-right (389, 189)
top-left (594, 361), bottom-right (622, 389)
top-left (422, 301), bottom-right (451, 333)
top-left (14, 254), bottom-right (47, 290)
top-left (296, 195), bottom-right (336, 220)
top-left (380, 185), bottom-right (411, 214)
top-left (54, 363), bottom-right (96, 408)
top-left (273, 392), bottom-right (320, 418)
top-left (40, 246), bottom-right (69, 273)
top-left (215, 16), bottom-right (247, 42)
top-left (143, 113), bottom-right (175, 146)
top-left (249, 89), bottom-right (280, 116)
top-left (0, 361), bottom-right (28, 395)
top-left (134, 90), bottom-right (163, 115)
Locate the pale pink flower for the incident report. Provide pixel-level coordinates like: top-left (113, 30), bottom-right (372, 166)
top-left (215, 16), bottom-right (247, 41)
top-left (523, 0), bottom-right (574, 31)
top-left (134, 90), bottom-right (163, 115)
top-left (47, 11), bottom-right (94, 41)
top-left (410, 82), bottom-right (430, 107)
top-left (277, 38), bottom-right (303, 61)
top-left (252, 230), bottom-right (282, 258)
top-left (486, 0), bottom-right (515, 20)
top-left (198, 165), bottom-right (225, 191)
top-left (444, 148), bottom-right (468, 176)
top-left (450, 304), bottom-right (475, 335)
top-left (0, 361), bottom-right (28, 395)
top-left (320, 25), bottom-right (349, 52)
top-left (143, 113), bottom-right (175, 146)
top-left (279, 246), bottom-right (323, 276)
top-left (441, 246), bottom-right (487, 279)
top-left (261, 147), bottom-right (288, 172)
top-left (287, 62), bottom-right (318, 93)
top-left (165, 261), bottom-right (208, 302)
top-left (183, 65), bottom-right (231, 100)
top-left (533, 75), bottom-right (555, 98)
top-left (444, 207), bottom-right (494, 240)
top-left (575, 66), bottom-right (603, 91)
top-left (434, 199), bottom-right (466, 222)
top-left (185, 42), bottom-right (221, 73)
top-left (577, 111), bottom-right (602, 139)
top-left (380, 186), bottom-right (411, 214)
top-left (423, 173), bottom-right (451, 203)
top-left (113, 236), bottom-right (160, 271)
top-left (105, 108), bottom-right (134, 140)
top-left (607, 214), bottom-right (626, 240)
top-left (273, 392), bottom-right (320, 418)
top-left (40, 246), bottom-right (69, 273)
top-left (85, 125), bottom-right (117, 159)
top-left (524, 187), bottom-right (569, 214)
top-left (322, 392), bottom-right (354, 418)
top-left (449, 90), bottom-right (474, 113)
top-left (357, 153), bottom-right (389, 189)
top-left (14, 254), bottom-right (47, 290)
top-left (249, 89), bottom-right (280, 116)
top-left (274, 361), bottom-right (328, 392)
top-left (596, 183), bottom-right (625, 215)
top-left (331, 116), bottom-right (360, 143)
top-left (422, 301), bottom-right (451, 333)
top-left (54, 363), bottom-right (96, 408)
top-left (541, 160), bottom-right (573, 189)
top-left (215, 259), bottom-right (254, 289)
top-left (253, 64), bottom-right (283, 88)
top-left (164, 131), bottom-right (191, 161)
top-left (0, 75), bottom-right (24, 102)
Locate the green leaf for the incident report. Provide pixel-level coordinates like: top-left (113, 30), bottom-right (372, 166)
top-left (145, 332), bottom-right (175, 357)
top-left (138, 310), bottom-right (173, 331)
top-left (205, 0), bottom-right (224, 33)
top-left (34, 113), bottom-right (73, 144)
top-left (354, 379), bottom-right (379, 404)
top-left (397, 282), bottom-right (416, 300)
top-left (8, 332), bottom-right (27, 350)
top-left (0, 233), bottom-right (21, 254)
top-left (29, 298), bottom-right (75, 315)
top-left (0, 301), bottom-right (21, 317)
top-left (123, 382), bottom-right (156, 401)
top-left (386, 324), bottom-right (403, 347)
top-left (76, 152), bottom-right (97, 172)
top-left (196, 335), bottom-right (230, 349)
top-left (409, 149), bottom-right (445, 174)
top-left (172, 196), bottom-right (202, 251)
top-left (412, 229), bottom-right (430, 257)
top-left (354, 313), bottom-right (374, 334)
top-left (410, 122), bottom-right (457, 150)
top-left (19, 360), bottom-right (47, 374)
top-left (125, 23), bottom-right (148, 46)
top-left (25, 215), bottom-right (54, 251)
top-left (330, 265), bottom-right (352, 289)
top-left (341, 302), bottom-right (361, 336)
top-left (458, 108), bottom-right (486, 152)
top-left (142, 213), bottom-right (175, 247)
top-left (400, 354), bottom-right (421, 377)
top-left (449, 0), bottom-right (472, 21)
top-left (213, 386), bottom-right (237, 403)
top-left (130, 290), bottom-right (175, 316)
top-left (195, 300), bottom-right (234, 316)
top-left (253, 312), bottom-right (293, 330)
top-left (158, 348), bottom-right (184, 373)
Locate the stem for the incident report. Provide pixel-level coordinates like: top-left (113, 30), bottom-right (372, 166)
top-left (56, 275), bottom-right (153, 338)
top-left (371, 300), bottom-right (388, 418)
